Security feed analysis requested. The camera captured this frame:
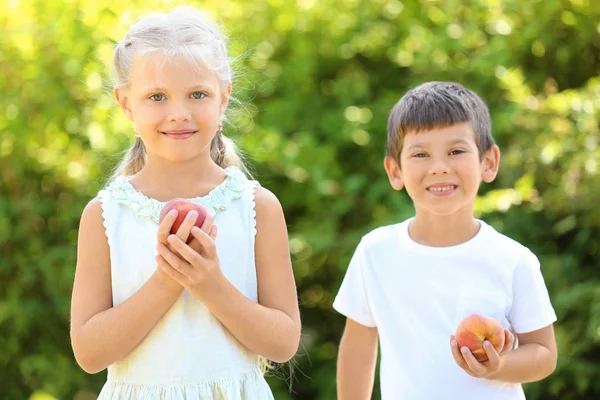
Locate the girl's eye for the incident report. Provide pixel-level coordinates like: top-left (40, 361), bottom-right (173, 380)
top-left (191, 92), bottom-right (206, 99)
top-left (150, 94), bottom-right (165, 102)
top-left (412, 152), bottom-right (427, 158)
top-left (450, 149), bottom-right (465, 155)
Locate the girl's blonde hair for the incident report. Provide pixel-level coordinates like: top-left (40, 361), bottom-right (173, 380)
top-left (109, 6), bottom-right (249, 180)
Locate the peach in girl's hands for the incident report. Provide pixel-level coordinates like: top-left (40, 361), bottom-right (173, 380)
top-left (159, 199), bottom-right (208, 243)
top-left (455, 313), bottom-right (505, 362)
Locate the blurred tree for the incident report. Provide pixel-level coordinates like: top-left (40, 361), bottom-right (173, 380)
top-left (1, 0), bottom-right (598, 399)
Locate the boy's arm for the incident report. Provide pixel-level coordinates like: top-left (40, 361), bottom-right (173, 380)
top-left (451, 324), bottom-right (557, 383)
top-left (337, 318), bottom-right (378, 400)
top-left (487, 324), bottom-right (557, 382)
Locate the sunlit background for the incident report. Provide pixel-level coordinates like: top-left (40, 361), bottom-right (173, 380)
top-left (1, 0), bottom-right (599, 398)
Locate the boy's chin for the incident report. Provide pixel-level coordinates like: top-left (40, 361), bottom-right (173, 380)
top-left (416, 204), bottom-right (472, 218)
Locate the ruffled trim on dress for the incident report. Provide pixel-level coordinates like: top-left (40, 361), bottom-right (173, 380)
top-left (97, 188), bottom-right (115, 251)
top-left (102, 166), bottom-right (248, 223)
top-left (97, 369), bottom-right (274, 400)
top-left (248, 181), bottom-right (259, 238)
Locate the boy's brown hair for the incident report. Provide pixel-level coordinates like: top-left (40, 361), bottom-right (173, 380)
top-left (386, 81), bottom-right (495, 163)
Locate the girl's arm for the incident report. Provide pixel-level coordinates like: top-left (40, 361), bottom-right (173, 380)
top-left (70, 198), bottom-right (197, 373)
top-left (337, 318), bottom-right (379, 399)
top-left (157, 187), bottom-right (301, 362)
top-left (450, 324), bottom-right (557, 382)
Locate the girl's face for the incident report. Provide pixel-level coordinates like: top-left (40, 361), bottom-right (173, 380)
top-left (116, 51), bottom-right (231, 164)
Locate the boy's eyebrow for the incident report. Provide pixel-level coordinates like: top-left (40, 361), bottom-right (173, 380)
top-left (450, 138), bottom-right (472, 146)
top-left (406, 142), bottom-right (426, 150)
top-left (406, 138), bottom-right (473, 150)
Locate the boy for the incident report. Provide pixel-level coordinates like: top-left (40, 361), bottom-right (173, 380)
top-left (333, 82), bottom-right (557, 399)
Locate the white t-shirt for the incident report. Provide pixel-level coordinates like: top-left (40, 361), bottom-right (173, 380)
top-left (333, 218), bottom-right (557, 400)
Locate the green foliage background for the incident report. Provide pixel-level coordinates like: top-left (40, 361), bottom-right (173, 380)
top-left (1, 0), bottom-right (599, 399)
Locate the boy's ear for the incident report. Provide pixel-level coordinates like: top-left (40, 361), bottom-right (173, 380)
top-left (114, 87), bottom-right (134, 121)
top-left (482, 144), bottom-right (501, 183)
top-left (384, 156), bottom-right (404, 191)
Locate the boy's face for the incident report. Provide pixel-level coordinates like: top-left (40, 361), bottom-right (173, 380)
top-left (384, 123), bottom-right (500, 217)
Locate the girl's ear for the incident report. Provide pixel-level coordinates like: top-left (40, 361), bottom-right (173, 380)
top-left (482, 144), bottom-right (501, 183)
top-left (219, 83), bottom-right (232, 115)
top-left (114, 87), bottom-right (134, 121)
top-left (384, 156), bottom-right (404, 191)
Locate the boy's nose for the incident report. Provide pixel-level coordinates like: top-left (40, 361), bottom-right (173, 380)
top-left (428, 159), bottom-right (450, 175)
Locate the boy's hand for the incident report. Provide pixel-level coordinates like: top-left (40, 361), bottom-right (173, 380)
top-left (449, 329), bottom-right (515, 378)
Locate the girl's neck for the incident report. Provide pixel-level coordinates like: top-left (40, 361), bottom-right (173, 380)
top-left (130, 156), bottom-right (227, 201)
top-left (408, 209), bottom-right (480, 247)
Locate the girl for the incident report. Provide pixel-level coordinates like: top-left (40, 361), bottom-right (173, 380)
top-left (70, 6), bottom-right (301, 399)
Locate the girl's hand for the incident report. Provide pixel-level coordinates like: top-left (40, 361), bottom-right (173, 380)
top-left (449, 328), bottom-right (515, 378)
top-left (155, 225), bottom-right (223, 301)
top-left (156, 209), bottom-right (217, 286)
top-left (157, 209), bottom-right (217, 254)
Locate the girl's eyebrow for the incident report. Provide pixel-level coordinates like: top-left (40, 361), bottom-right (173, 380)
top-left (141, 85), bottom-right (213, 93)
top-left (141, 86), bottom-right (169, 93)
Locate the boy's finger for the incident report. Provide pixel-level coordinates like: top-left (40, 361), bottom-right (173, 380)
top-left (460, 347), bottom-right (486, 375)
top-left (502, 329), bottom-right (515, 353)
top-left (483, 340), bottom-right (501, 368)
top-left (450, 340), bottom-right (468, 368)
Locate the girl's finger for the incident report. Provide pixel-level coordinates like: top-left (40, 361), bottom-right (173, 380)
top-left (166, 235), bottom-right (204, 267)
top-left (200, 213), bottom-right (214, 234)
top-left (156, 254), bottom-right (187, 284)
top-left (209, 224), bottom-right (218, 241)
top-left (157, 242), bottom-right (196, 276)
top-left (175, 210), bottom-right (200, 243)
top-left (190, 226), bottom-right (217, 259)
top-left (157, 210), bottom-right (178, 244)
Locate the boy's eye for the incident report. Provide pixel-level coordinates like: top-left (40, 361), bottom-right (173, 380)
top-left (449, 149), bottom-right (465, 155)
top-left (150, 94), bottom-right (165, 102)
top-left (191, 92), bottom-right (206, 99)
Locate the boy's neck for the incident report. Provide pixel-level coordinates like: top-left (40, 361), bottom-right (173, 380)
top-left (408, 211), bottom-right (481, 247)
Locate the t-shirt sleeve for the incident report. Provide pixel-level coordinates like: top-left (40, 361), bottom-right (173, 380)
top-left (508, 249), bottom-right (557, 333)
top-left (332, 240), bottom-right (376, 327)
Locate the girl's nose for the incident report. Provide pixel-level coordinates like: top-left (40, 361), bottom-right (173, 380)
top-left (168, 102), bottom-right (192, 123)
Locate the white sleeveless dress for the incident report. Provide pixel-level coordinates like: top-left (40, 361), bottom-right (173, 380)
top-left (96, 166), bottom-right (274, 400)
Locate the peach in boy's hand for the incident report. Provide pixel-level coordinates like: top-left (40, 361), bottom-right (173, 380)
top-left (159, 198), bottom-right (208, 243)
top-left (454, 313), bottom-right (505, 362)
